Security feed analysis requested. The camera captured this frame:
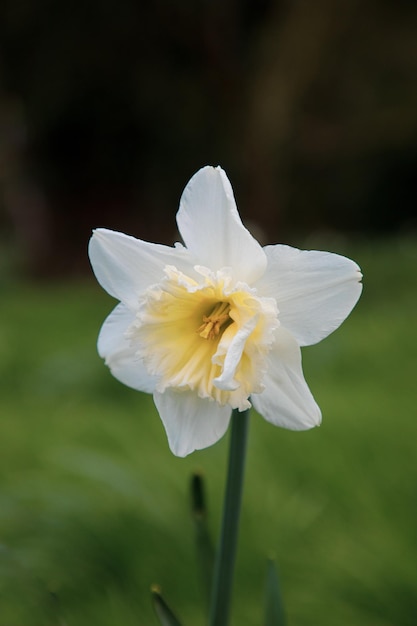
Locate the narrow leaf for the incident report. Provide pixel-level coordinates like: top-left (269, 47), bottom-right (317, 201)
top-left (191, 472), bottom-right (207, 518)
top-left (190, 472), bottom-right (214, 604)
top-left (151, 585), bottom-right (183, 626)
top-left (264, 558), bottom-right (286, 626)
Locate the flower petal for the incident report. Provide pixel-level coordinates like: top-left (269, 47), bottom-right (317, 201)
top-left (153, 389), bottom-right (232, 457)
top-left (176, 166), bottom-right (267, 284)
top-left (255, 245), bottom-right (363, 346)
top-left (213, 314), bottom-right (259, 391)
top-left (89, 228), bottom-right (194, 309)
top-left (98, 303), bottom-right (158, 393)
top-left (251, 327), bottom-right (321, 430)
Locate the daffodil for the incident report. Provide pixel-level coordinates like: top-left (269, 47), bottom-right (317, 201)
top-left (89, 166), bottom-right (362, 457)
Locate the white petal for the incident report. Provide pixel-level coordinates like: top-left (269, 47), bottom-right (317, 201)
top-left (251, 327), bottom-right (321, 430)
top-left (176, 166), bottom-right (267, 284)
top-left (98, 303), bottom-right (158, 393)
top-left (214, 314), bottom-right (259, 391)
top-left (153, 389), bottom-right (232, 457)
top-left (255, 245), bottom-right (363, 346)
top-left (88, 228), bottom-right (194, 309)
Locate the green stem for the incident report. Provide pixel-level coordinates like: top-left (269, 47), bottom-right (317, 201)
top-left (209, 408), bottom-right (250, 626)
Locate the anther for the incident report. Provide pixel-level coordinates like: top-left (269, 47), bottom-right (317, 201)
top-left (197, 302), bottom-right (231, 340)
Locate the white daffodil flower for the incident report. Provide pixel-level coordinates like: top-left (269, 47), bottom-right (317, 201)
top-left (89, 166), bottom-right (362, 457)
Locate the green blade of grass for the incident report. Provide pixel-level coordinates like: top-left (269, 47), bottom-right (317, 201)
top-left (151, 585), bottom-right (184, 626)
top-left (264, 558), bottom-right (286, 626)
top-left (190, 472), bottom-right (215, 605)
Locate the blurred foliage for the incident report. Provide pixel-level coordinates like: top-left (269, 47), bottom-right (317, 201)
top-left (0, 0), bottom-right (417, 276)
top-left (0, 237), bottom-right (416, 624)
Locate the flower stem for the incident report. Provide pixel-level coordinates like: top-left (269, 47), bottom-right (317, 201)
top-left (209, 408), bottom-right (250, 626)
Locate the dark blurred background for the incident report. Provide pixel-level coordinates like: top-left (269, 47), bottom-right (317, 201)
top-left (1, 0), bottom-right (416, 277)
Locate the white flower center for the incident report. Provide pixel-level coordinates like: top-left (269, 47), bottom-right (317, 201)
top-left (127, 265), bottom-right (279, 410)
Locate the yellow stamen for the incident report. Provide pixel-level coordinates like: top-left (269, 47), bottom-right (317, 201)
top-left (197, 301), bottom-right (232, 340)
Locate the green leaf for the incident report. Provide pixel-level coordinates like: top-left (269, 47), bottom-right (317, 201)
top-left (190, 472), bottom-right (215, 604)
top-left (264, 558), bottom-right (286, 626)
top-left (151, 585), bottom-right (184, 626)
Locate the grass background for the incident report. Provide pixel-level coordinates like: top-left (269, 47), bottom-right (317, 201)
top-left (0, 236), bottom-right (416, 625)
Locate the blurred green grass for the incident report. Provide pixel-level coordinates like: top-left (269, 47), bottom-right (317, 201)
top-left (0, 237), bottom-right (416, 626)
